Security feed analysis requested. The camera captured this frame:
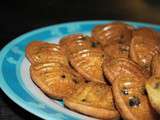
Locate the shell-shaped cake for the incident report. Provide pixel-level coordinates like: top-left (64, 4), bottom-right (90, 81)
top-left (64, 82), bottom-right (120, 120)
top-left (60, 34), bottom-right (105, 83)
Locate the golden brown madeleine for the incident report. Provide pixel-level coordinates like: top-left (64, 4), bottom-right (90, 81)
top-left (113, 74), bottom-right (158, 120)
top-left (130, 28), bottom-right (160, 72)
top-left (26, 41), bottom-right (67, 65)
top-left (103, 58), bottom-right (149, 84)
top-left (30, 62), bottom-right (79, 99)
top-left (26, 41), bottom-right (84, 99)
top-left (146, 76), bottom-right (160, 114)
top-left (69, 48), bottom-right (105, 83)
top-left (60, 34), bottom-right (105, 83)
top-left (92, 22), bottom-right (133, 47)
top-left (64, 82), bottom-right (120, 120)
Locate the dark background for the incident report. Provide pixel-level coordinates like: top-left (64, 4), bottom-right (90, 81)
top-left (0, 0), bottom-right (160, 119)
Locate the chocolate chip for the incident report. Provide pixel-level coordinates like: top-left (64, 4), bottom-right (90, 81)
top-left (85, 80), bottom-right (91, 83)
top-left (129, 96), bottom-right (140, 107)
top-left (81, 99), bottom-right (86, 102)
top-left (61, 75), bottom-right (66, 78)
top-left (91, 42), bottom-right (97, 47)
top-left (72, 78), bottom-right (78, 84)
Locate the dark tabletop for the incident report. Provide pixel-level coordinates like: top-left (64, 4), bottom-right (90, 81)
top-left (0, 0), bottom-right (160, 119)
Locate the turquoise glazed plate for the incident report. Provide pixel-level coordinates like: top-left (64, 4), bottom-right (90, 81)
top-left (0, 21), bottom-right (160, 120)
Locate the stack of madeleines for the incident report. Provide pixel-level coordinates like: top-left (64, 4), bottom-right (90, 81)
top-left (26, 22), bottom-right (160, 120)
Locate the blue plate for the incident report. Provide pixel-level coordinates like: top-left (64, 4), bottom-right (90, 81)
top-left (0, 21), bottom-right (160, 120)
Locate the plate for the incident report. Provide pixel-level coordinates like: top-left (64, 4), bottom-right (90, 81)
top-left (0, 20), bottom-right (160, 120)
